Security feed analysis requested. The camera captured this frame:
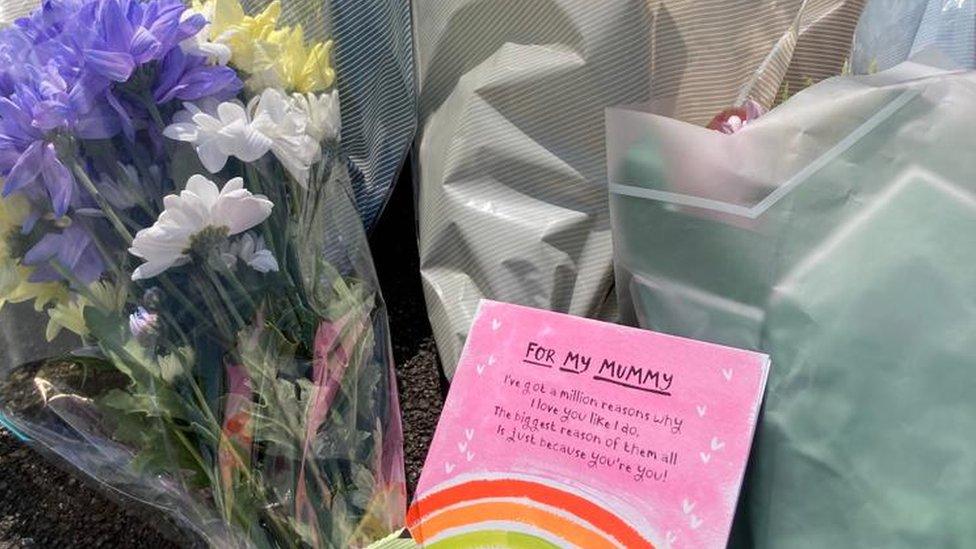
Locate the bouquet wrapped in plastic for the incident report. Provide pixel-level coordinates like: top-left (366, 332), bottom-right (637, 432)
top-left (0, 0), bottom-right (405, 546)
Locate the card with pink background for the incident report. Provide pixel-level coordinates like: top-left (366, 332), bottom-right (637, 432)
top-left (407, 301), bottom-right (769, 548)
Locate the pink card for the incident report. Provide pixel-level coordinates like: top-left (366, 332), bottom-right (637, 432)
top-left (407, 301), bottom-right (770, 548)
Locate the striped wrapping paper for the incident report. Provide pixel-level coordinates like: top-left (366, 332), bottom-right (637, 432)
top-left (0, 0), bottom-right (34, 22)
top-left (413, 0), bottom-right (866, 375)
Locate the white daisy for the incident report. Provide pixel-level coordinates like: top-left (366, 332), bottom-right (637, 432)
top-left (128, 175), bottom-right (274, 281)
top-left (163, 100), bottom-right (273, 173)
top-left (291, 89), bottom-right (341, 143)
top-left (249, 88), bottom-right (322, 187)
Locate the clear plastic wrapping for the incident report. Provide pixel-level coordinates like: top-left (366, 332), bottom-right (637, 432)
top-left (0, 0), bottom-right (405, 545)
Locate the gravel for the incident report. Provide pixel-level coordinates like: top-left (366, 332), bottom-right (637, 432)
top-left (0, 165), bottom-right (447, 547)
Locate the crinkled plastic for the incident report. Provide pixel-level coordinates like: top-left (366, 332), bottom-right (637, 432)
top-left (607, 59), bottom-right (976, 546)
top-left (412, 0), bottom-right (866, 374)
top-left (0, 0), bottom-right (405, 546)
top-left (853, 0), bottom-right (975, 73)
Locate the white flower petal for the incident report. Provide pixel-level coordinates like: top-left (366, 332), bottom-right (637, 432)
top-left (131, 255), bottom-right (182, 281)
top-left (162, 122), bottom-right (200, 142)
top-left (238, 233), bottom-right (256, 257)
top-left (214, 193), bottom-right (274, 235)
top-left (197, 139), bottom-right (229, 173)
top-left (245, 249), bottom-right (278, 273)
top-left (221, 177), bottom-right (245, 194)
top-left (185, 174), bottom-right (221, 206)
top-left (217, 101), bottom-right (248, 124)
top-left (226, 125), bottom-right (273, 162)
top-left (129, 175), bottom-right (274, 280)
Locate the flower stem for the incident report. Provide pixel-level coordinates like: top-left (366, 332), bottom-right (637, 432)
top-left (68, 160), bottom-right (133, 243)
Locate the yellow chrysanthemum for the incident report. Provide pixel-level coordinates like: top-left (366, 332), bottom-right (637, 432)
top-left (44, 281), bottom-right (126, 342)
top-left (193, 0), bottom-right (335, 93)
top-left (263, 26), bottom-right (335, 93)
top-left (0, 192), bottom-right (68, 313)
top-left (46, 297), bottom-right (89, 341)
top-left (1, 263), bottom-right (67, 311)
top-left (221, 0), bottom-right (282, 74)
top-left (0, 192), bottom-right (27, 229)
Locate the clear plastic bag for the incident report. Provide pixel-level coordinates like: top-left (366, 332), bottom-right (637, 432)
top-left (0, 0), bottom-right (405, 546)
top-left (607, 58), bottom-right (976, 546)
top-left (853, 0), bottom-right (975, 73)
top-left (412, 0), bottom-right (865, 374)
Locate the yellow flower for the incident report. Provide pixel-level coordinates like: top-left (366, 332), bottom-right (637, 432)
top-left (0, 192), bottom-right (68, 313)
top-left (1, 263), bottom-right (67, 311)
top-left (0, 192), bottom-right (28, 229)
top-left (201, 0), bottom-right (281, 74)
top-left (44, 281), bottom-right (126, 342)
top-left (194, 0), bottom-right (335, 93)
top-left (46, 296), bottom-right (89, 341)
top-left (262, 27), bottom-right (335, 93)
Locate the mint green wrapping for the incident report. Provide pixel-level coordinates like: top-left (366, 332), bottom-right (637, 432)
top-left (607, 62), bottom-right (976, 547)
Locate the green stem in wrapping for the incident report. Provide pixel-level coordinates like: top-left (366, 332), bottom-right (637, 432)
top-left (203, 267), bottom-right (245, 331)
top-left (68, 160), bottom-right (133, 243)
top-left (217, 262), bottom-right (257, 311)
top-left (158, 275), bottom-right (212, 330)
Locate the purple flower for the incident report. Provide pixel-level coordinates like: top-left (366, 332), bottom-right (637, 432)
top-left (128, 306), bottom-right (159, 346)
top-left (0, 0), bottom-right (240, 286)
top-left (82, 0), bottom-right (207, 82)
top-left (1, 141), bottom-right (76, 218)
top-left (22, 223), bottom-right (105, 285)
top-left (0, 66), bottom-right (118, 217)
top-left (153, 47), bottom-right (242, 104)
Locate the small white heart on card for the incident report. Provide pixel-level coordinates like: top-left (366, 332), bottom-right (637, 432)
top-left (444, 462), bottom-right (455, 474)
top-left (666, 530), bottom-right (678, 544)
top-left (690, 515), bottom-right (703, 530)
top-left (700, 452), bottom-right (711, 464)
top-left (458, 441), bottom-right (467, 453)
top-left (491, 319), bottom-right (501, 331)
top-left (710, 437), bottom-right (725, 451)
top-left (465, 428), bottom-right (475, 441)
top-left (681, 499), bottom-right (696, 514)
top-left (696, 405), bottom-right (707, 417)
top-left (476, 363), bottom-right (486, 375)
top-left (466, 451), bottom-right (475, 462)
top-left (488, 354), bottom-right (497, 365)
top-left (722, 368), bottom-right (733, 381)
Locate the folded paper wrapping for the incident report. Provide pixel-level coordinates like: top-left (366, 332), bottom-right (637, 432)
top-left (413, 0), bottom-right (865, 375)
top-left (607, 61), bottom-right (976, 546)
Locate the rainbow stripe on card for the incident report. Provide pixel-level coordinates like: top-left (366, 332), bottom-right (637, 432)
top-left (407, 475), bottom-right (657, 548)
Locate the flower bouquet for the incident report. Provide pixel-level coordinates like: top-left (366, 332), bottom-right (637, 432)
top-left (0, 0), bottom-right (405, 546)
